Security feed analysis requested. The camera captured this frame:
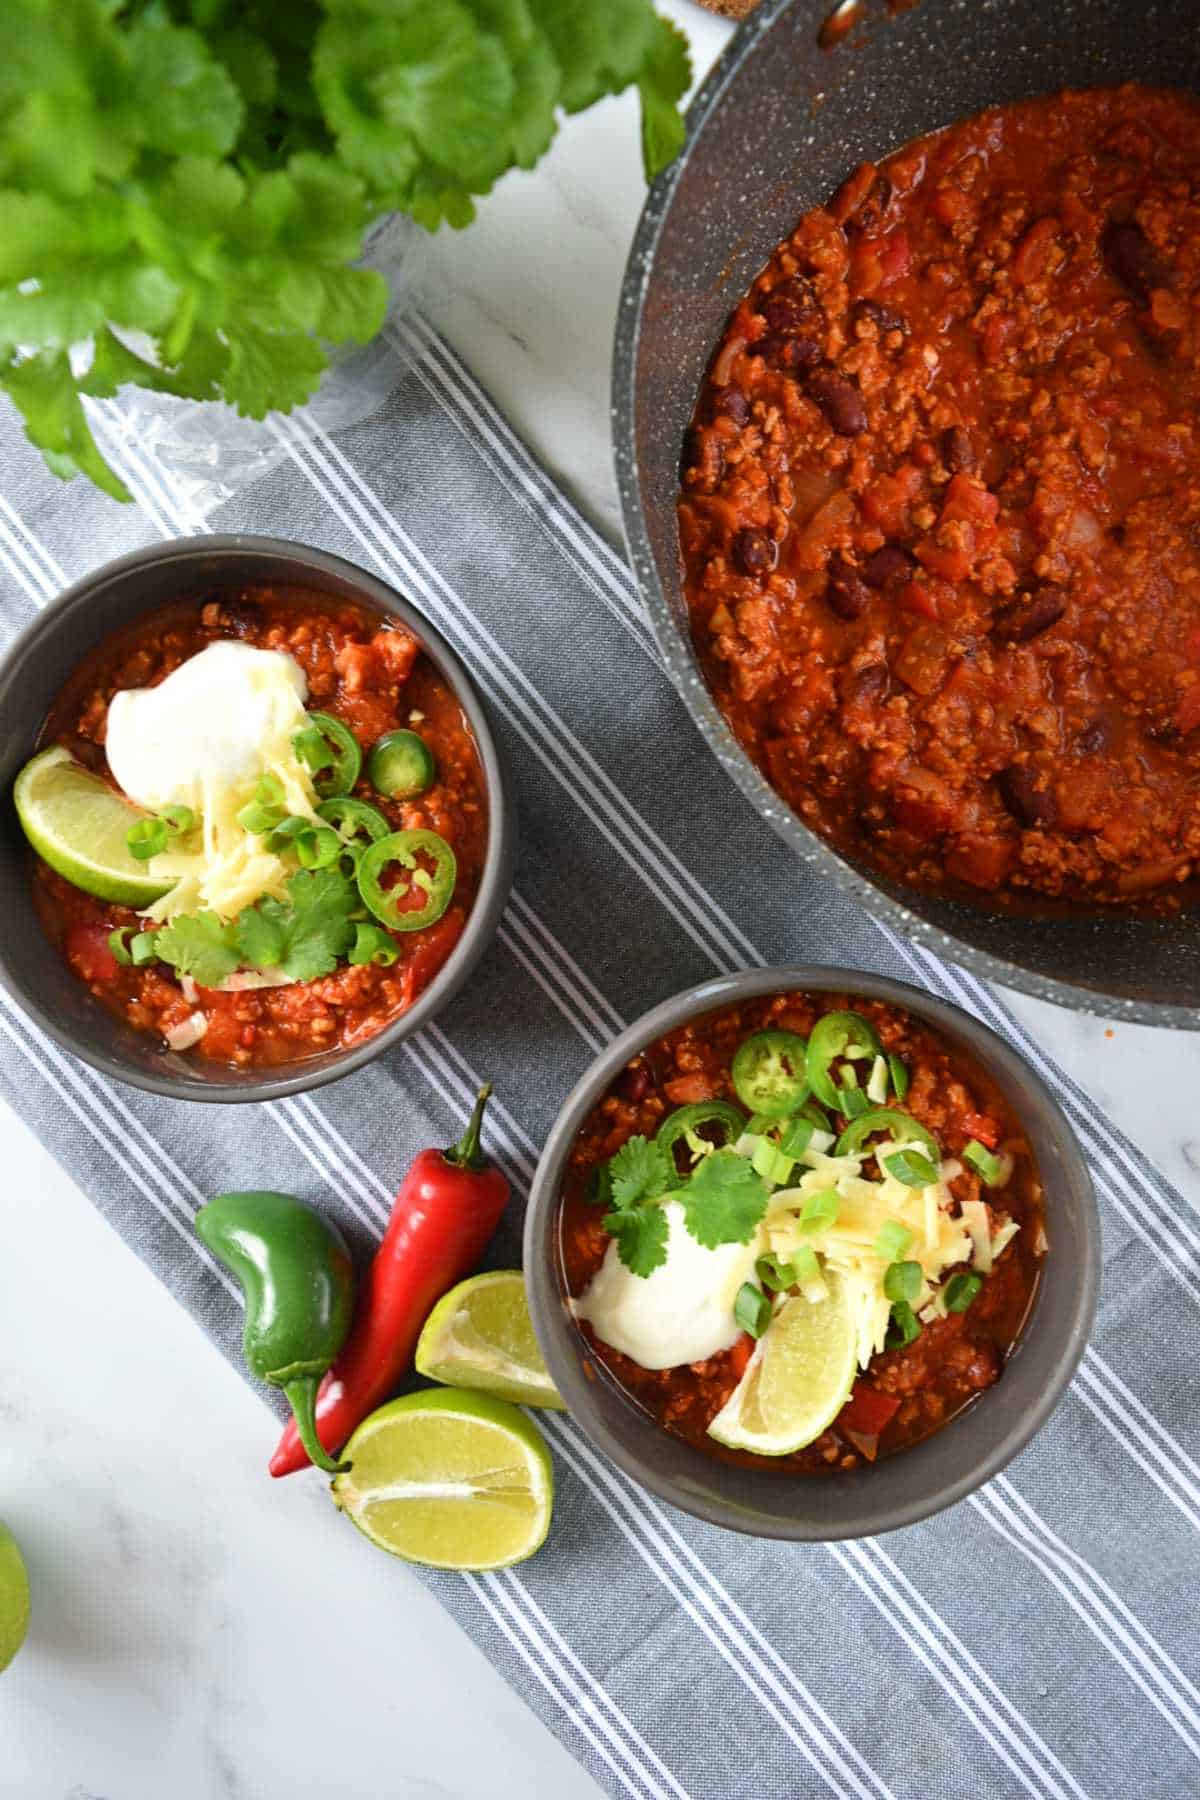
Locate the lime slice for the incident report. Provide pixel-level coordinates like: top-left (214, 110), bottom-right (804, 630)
top-left (415, 1271), bottom-right (565, 1409)
top-left (13, 746), bottom-right (173, 908)
top-left (707, 1270), bottom-right (857, 1456)
top-left (0, 1522), bottom-right (29, 1673)
top-left (331, 1389), bottom-right (553, 1571)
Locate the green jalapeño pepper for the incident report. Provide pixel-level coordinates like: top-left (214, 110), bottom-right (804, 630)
top-left (834, 1107), bottom-right (939, 1163)
top-left (357, 828), bottom-right (457, 932)
top-left (196, 1191), bottom-right (355, 1476)
top-left (806, 1010), bottom-right (882, 1110)
top-left (731, 1030), bottom-right (810, 1118)
top-left (317, 796), bottom-right (390, 875)
top-left (294, 711), bottom-right (362, 800)
top-left (368, 730), bottom-right (437, 800)
top-left (656, 1099), bottom-right (747, 1173)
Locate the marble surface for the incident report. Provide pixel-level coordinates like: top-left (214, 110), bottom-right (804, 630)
top-left (3, 6), bottom-right (1199, 1796)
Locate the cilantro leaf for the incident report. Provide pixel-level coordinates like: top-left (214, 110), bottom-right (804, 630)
top-left (608, 1134), bottom-right (673, 1210)
top-left (262, 866), bottom-right (358, 981)
top-left (154, 912), bottom-right (240, 989)
top-left (603, 1201), bottom-right (669, 1278)
top-left (232, 902), bottom-right (286, 970)
top-left (679, 1150), bottom-right (768, 1250)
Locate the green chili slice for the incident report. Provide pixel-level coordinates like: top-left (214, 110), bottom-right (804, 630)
top-left (126, 817), bottom-right (167, 860)
top-left (108, 927), bottom-right (134, 966)
top-left (731, 1030), bottom-right (810, 1118)
top-left (316, 796), bottom-right (390, 845)
top-left (295, 712), bottom-right (361, 800)
top-left (779, 1116), bottom-right (814, 1158)
top-left (655, 1100), bottom-right (747, 1173)
top-left (129, 930), bottom-right (159, 966)
top-left (835, 1107), bottom-right (939, 1163)
top-left (806, 1010), bottom-right (883, 1110)
top-left (367, 729), bottom-right (437, 800)
top-left (356, 828), bottom-right (456, 932)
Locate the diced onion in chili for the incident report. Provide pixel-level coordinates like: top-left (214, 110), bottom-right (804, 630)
top-left (165, 1011), bottom-right (208, 1051)
top-left (179, 974), bottom-right (199, 1005)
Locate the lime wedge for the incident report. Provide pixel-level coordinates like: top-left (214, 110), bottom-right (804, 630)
top-left (415, 1271), bottom-right (565, 1410)
top-left (13, 746), bottom-right (173, 908)
top-left (331, 1389), bottom-right (553, 1571)
top-left (0, 1522), bottom-right (29, 1673)
top-left (707, 1270), bottom-right (857, 1456)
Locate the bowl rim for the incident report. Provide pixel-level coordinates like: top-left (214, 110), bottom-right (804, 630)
top-left (523, 965), bottom-right (1099, 1539)
top-left (609, 0), bottom-right (1199, 1030)
top-left (0, 532), bottom-right (513, 1103)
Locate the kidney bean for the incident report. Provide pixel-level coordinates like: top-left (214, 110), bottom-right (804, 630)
top-left (758, 277), bottom-right (821, 335)
top-left (843, 662), bottom-right (890, 705)
top-left (825, 554), bottom-right (872, 620)
top-left (616, 1064), bottom-right (650, 1104)
top-left (992, 585), bottom-right (1067, 642)
top-left (846, 174), bottom-right (894, 237)
top-left (1102, 219), bottom-right (1167, 300)
top-left (997, 764), bottom-right (1057, 827)
top-left (852, 298), bottom-right (908, 338)
top-left (942, 426), bottom-right (978, 474)
top-left (685, 429), bottom-right (725, 494)
top-left (750, 332), bottom-right (823, 373)
top-left (733, 528), bottom-right (776, 575)
top-left (862, 545), bottom-right (914, 588)
top-left (713, 387), bottom-right (750, 426)
top-left (806, 367), bottom-right (867, 436)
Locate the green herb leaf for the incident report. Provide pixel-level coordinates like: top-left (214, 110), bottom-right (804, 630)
top-left (154, 912), bottom-right (240, 988)
top-left (679, 1149), bottom-right (768, 1250)
top-left (267, 865), bottom-right (359, 981)
top-left (608, 1134), bottom-right (673, 1211)
top-left (232, 903), bottom-right (286, 971)
top-left (603, 1200), bottom-right (669, 1278)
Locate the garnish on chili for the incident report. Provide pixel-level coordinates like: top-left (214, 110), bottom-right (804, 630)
top-left (357, 828), bottom-right (457, 931)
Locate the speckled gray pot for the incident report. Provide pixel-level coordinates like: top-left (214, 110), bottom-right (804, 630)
top-left (613, 0), bottom-right (1200, 1027)
top-left (524, 968), bottom-right (1098, 1540)
top-left (0, 536), bottom-right (513, 1102)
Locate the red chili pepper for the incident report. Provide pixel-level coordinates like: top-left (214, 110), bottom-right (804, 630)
top-left (268, 1084), bottom-right (509, 1477)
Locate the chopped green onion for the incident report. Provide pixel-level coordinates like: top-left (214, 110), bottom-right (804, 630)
top-left (746, 1112), bottom-right (780, 1137)
top-left (884, 1149), bottom-right (939, 1188)
top-left (874, 1218), bottom-right (913, 1261)
top-left (107, 928), bottom-right (133, 966)
top-left (943, 1271), bottom-right (984, 1314)
top-left (792, 1246), bottom-right (822, 1286)
top-left (129, 930), bottom-right (159, 966)
top-left (779, 1116), bottom-right (814, 1158)
top-left (159, 803), bottom-right (195, 835)
top-left (295, 826), bottom-right (342, 870)
top-left (883, 1259), bottom-right (922, 1305)
top-left (798, 1189), bottom-right (840, 1234)
top-left (347, 923), bottom-right (400, 967)
top-left (867, 1054), bottom-right (889, 1104)
top-left (885, 1300), bottom-right (921, 1349)
top-left (126, 817), bottom-right (167, 860)
top-left (888, 1054), bottom-right (909, 1100)
top-left (734, 1282), bottom-right (772, 1339)
top-left (756, 1252), bottom-right (797, 1294)
top-left (839, 1084), bottom-right (869, 1119)
top-left (237, 772), bottom-right (287, 836)
top-left (964, 1139), bottom-right (1005, 1186)
top-left (751, 1138), bottom-right (795, 1188)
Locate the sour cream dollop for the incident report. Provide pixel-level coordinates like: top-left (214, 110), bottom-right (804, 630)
top-left (106, 641), bottom-right (309, 813)
top-left (574, 1201), bottom-right (761, 1369)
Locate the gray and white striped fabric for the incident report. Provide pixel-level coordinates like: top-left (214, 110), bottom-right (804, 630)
top-left (2, 316), bottom-right (1197, 1800)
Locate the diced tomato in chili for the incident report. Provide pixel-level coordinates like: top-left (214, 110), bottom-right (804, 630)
top-left (400, 909), bottom-right (465, 1008)
top-left (837, 1383), bottom-right (902, 1438)
top-left (64, 923), bottom-right (119, 985)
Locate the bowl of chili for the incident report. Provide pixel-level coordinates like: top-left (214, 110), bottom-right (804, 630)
top-left (613, 0), bottom-right (1200, 1025)
top-left (0, 536), bottom-right (512, 1100)
top-left (524, 967), bottom-right (1097, 1539)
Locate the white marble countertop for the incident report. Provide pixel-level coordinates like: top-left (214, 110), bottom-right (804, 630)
top-left (3, 7), bottom-right (1199, 1796)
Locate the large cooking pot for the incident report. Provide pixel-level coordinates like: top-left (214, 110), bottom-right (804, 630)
top-left (613, 0), bottom-right (1200, 1027)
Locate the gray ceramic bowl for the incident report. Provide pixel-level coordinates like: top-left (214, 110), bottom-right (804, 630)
top-left (0, 535), bottom-right (512, 1102)
top-left (525, 967), bottom-right (1098, 1539)
top-left (613, 0), bottom-right (1200, 1026)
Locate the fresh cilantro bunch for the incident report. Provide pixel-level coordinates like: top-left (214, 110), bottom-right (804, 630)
top-left (595, 1134), bottom-right (768, 1278)
top-left (0, 0), bottom-right (690, 498)
top-left (154, 865), bottom-right (360, 986)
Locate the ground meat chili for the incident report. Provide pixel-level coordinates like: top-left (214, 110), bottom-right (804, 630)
top-left (678, 85), bottom-right (1200, 911)
top-left (558, 993), bottom-right (1044, 1472)
top-left (32, 588), bottom-right (487, 1068)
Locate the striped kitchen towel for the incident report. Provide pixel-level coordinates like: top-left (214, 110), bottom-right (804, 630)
top-left (0, 315), bottom-right (1196, 1800)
